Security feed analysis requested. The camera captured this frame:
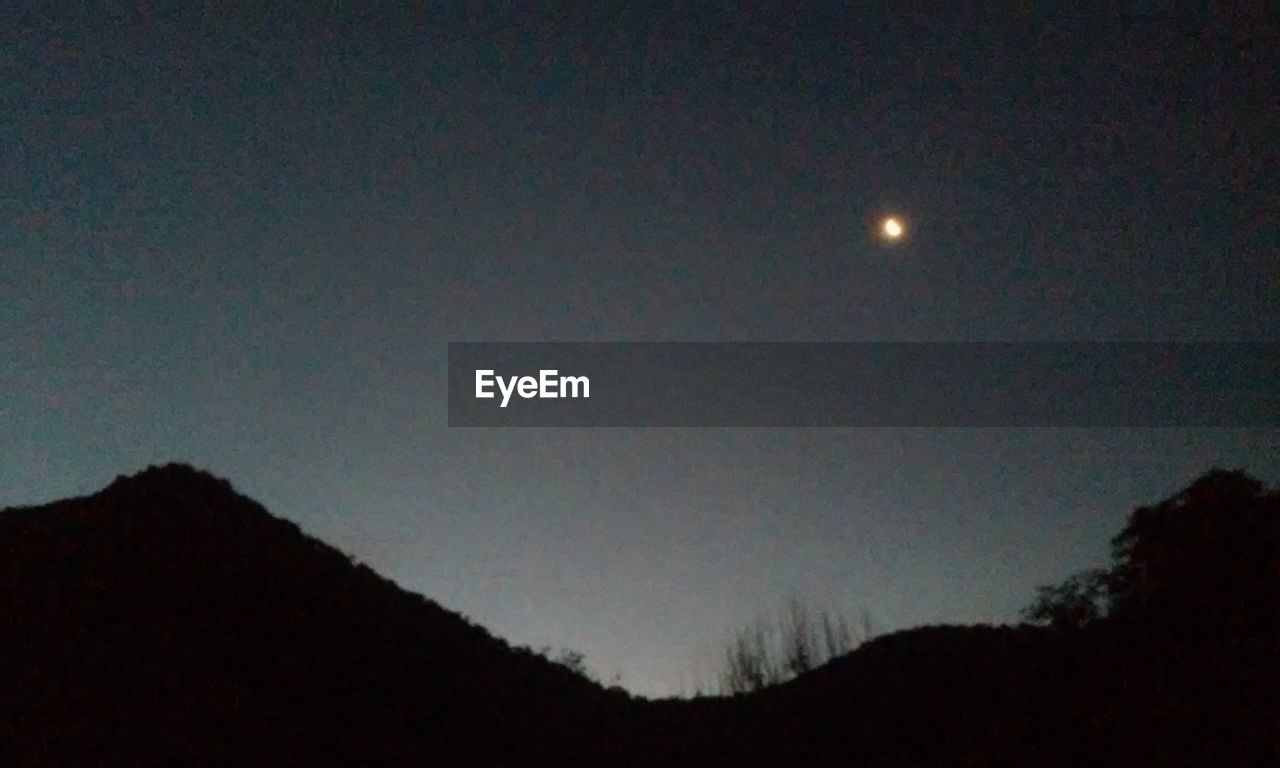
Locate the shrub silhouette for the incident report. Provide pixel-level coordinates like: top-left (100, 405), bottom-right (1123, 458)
top-left (716, 598), bottom-right (870, 694)
top-left (530, 645), bottom-right (623, 686)
top-left (1023, 568), bottom-right (1108, 630)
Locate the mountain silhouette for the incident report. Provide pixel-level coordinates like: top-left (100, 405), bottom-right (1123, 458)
top-left (1, 464), bottom-right (1274, 766)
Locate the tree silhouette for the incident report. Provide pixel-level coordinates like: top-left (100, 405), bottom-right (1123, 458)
top-left (1113, 469), bottom-right (1279, 634)
top-left (1026, 469), bottom-right (1279, 637)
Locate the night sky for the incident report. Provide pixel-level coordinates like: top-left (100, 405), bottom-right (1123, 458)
top-left (4, 6), bottom-right (1277, 695)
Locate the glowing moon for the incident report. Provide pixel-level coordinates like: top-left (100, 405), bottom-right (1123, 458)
top-left (881, 217), bottom-right (904, 240)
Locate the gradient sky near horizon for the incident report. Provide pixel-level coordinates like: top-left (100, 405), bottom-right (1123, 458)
top-left (3, 5), bottom-right (1278, 695)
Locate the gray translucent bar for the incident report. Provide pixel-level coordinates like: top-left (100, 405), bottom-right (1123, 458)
top-left (447, 343), bottom-right (1279, 427)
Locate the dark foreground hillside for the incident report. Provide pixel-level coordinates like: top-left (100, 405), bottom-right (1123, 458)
top-left (1, 465), bottom-right (1275, 767)
top-left (0, 465), bottom-right (635, 767)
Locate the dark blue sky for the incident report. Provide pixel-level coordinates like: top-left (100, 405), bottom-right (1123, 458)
top-left (3, 5), bottom-right (1277, 694)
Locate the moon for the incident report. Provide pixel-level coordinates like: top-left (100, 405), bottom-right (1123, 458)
top-left (880, 217), bottom-right (905, 241)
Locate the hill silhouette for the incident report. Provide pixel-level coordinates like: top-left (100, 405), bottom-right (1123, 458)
top-left (1, 464), bottom-right (1275, 766)
top-left (0, 465), bottom-right (633, 766)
